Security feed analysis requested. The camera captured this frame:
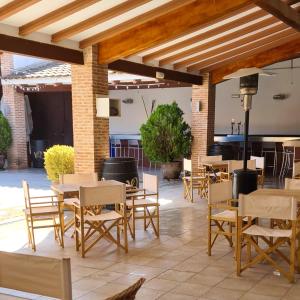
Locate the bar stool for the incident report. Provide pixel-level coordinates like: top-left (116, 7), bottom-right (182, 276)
top-left (261, 142), bottom-right (277, 176)
top-left (279, 146), bottom-right (294, 178)
top-left (128, 139), bottom-right (140, 166)
top-left (120, 139), bottom-right (129, 157)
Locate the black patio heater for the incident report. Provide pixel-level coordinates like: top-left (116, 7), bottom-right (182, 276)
top-left (224, 68), bottom-right (273, 199)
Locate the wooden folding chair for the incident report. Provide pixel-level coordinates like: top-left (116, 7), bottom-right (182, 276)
top-left (250, 156), bottom-right (265, 187)
top-left (207, 180), bottom-right (238, 256)
top-left (236, 193), bottom-right (299, 283)
top-left (22, 180), bottom-right (64, 251)
top-left (126, 173), bottom-right (159, 239)
top-left (74, 181), bottom-right (128, 257)
top-left (182, 158), bottom-right (207, 202)
top-left (59, 173), bottom-right (98, 233)
top-left (0, 251), bottom-right (72, 300)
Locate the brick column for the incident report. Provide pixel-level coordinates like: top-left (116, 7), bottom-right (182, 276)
top-left (71, 45), bottom-right (109, 175)
top-left (191, 73), bottom-right (216, 168)
top-left (1, 53), bottom-right (27, 169)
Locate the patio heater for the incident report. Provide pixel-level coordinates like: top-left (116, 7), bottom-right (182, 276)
top-left (223, 68), bottom-right (273, 199)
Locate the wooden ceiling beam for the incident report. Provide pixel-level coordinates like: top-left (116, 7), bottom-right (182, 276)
top-left (51, 0), bottom-right (151, 43)
top-left (160, 17), bottom-right (281, 67)
top-left (0, 34), bottom-right (83, 64)
top-left (142, 7), bottom-right (265, 63)
top-left (211, 37), bottom-right (300, 84)
top-left (80, 0), bottom-right (197, 49)
top-left (0, 0), bottom-right (40, 21)
top-left (253, 0), bottom-right (300, 31)
top-left (187, 30), bottom-right (298, 72)
top-left (19, 0), bottom-right (100, 36)
top-left (108, 60), bottom-right (202, 85)
top-left (97, 0), bottom-right (254, 63)
top-left (173, 23), bottom-right (289, 70)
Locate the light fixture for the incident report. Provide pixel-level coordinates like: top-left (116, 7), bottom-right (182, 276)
top-left (96, 95), bottom-right (110, 118)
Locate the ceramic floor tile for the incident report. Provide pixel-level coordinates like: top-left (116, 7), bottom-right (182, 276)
top-left (249, 283), bottom-right (289, 297)
top-left (216, 277), bottom-right (257, 291)
top-left (171, 282), bottom-right (211, 297)
top-left (158, 293), bottom-right (198, 300)
top-left (144, 278), bottom-right (178, 292)
top-left (203, 286), bottom-right (245, 300)
top-left (158, 269), bottom-right (195, 282)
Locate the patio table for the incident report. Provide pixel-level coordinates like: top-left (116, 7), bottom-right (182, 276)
top-left (202, 160), bottom-right (229, 172)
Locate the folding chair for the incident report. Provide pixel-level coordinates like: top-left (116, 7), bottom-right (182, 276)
top-left (250, 156), bottom-right (265, 187)
top-left (236, 193), bottom-right (299, 282)
top-left (126, 173), bottom-right (159, 239)
top-left (220, 160), bottom-right (255, 180)
top-left (285, 178), bottom-right (300, 190)
top-left (22, 180), bottom-right (64, 251)
top-left (207, 180), bottom-right (237, 256)
top-left (74, 181), bottom-right (128, 257)
top-left (0, 251), bottom-right (72, 300)
top-left (59, 173), bottom-right (98, 233)
top-left (293, 161), bottom-right (300, 179)
top-left (182, 158), bottom-right (207, 202)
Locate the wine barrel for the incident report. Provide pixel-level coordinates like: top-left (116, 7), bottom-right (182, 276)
top-left (101, 157), bottom-right (139, 187)
top-left (209, 143), bottom-right (234, 160)
top-left (31, 139), bottom-right (48, 168)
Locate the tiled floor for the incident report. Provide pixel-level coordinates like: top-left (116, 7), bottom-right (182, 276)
top-left (0, 170), bottom-right (297, 299)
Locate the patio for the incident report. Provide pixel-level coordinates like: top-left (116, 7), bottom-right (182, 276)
top-left (0, 170), bottom-right (298, 300)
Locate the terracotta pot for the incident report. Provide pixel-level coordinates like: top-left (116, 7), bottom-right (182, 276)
top-left (0, 154), bottom-right (6, 170)
top-left (161, 161), bottom-right (182, 180)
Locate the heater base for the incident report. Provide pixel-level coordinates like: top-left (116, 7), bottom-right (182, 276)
top-left (232, 169), bottom-right (257, 200)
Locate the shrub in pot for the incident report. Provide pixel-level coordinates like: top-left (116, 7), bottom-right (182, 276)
top-left (44, 145), bottom-right (74, 182)
top-left (140, 102), bottom-right (192, 179)
top-left (0, 112), bottom-right (12, 170)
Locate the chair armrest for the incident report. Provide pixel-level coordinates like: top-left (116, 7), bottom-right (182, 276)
top-left (29, 195), bottom-right (58, 199)
top-left (209, 203), bottom-right (238, 210)
top-left (128, 192), bottom-right (158, 198)
top-left (30, 200), bottom-right (63, 205)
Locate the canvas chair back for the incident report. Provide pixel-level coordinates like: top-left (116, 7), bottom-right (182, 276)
top-left (293, 161), bottom-right (300, 178)
top-left (228, 160), bottom-right (243, 173)
top-left (59, 172), bottom-right (98, 184)
top-left (247, 159), bottom-right (257, 170)
top-left (183, 158), bottom-right (192, 172)
top-left (239, 193), bottom-right (297, 220)
top-left (0, 251), bottom-right (72, 300)
top-left (250, 156), bottom-right (265, 169)
top-left (79, 181), bottom-right (125, 207)
top-left (199, 155), bottom-right (222, 165)
top-left (285, 178), bottom-right (300, 190)
top-left (208, 180), bottom-right (232, 204)
top-left (143, 173), bottom-right (158, 194)
top-left (22, 180), bottom-right (31, 209)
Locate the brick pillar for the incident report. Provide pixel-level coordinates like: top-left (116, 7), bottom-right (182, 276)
top-left (71, 45), bottom-right (109, 175)
top-left (1, 53), bottom-right (27, 169)
top-left (191, 73), bottom-right (216, 168)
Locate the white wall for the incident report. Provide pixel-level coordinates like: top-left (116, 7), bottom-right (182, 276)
top-left (109, 87), bottom-right (192, 134)
top-left (215, 58), bottom-right (300, 135)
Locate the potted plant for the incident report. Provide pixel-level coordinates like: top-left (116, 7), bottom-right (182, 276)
top-left (0, 112), bottom-right (12, 170)
top-left (140, 102), bottom-right (192, 179)
top-left (44, 145), bottom-right (74, 182)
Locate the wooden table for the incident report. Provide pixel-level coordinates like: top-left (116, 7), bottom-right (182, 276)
top-left (249, 188), bottom-right (300, 201)
top-left (202, 160), bottom-right (229, 172)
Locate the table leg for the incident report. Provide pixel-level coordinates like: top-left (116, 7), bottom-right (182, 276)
top-left (59, 193), bottom-right (65, 235)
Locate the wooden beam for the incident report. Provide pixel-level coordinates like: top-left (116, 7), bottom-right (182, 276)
top-left (160, 17), bottom-right (282, 67)
top-left (19, 0), bottom-right (100, 36)
top-left (253, 0), bottom-right (300, 31)
top-left (108, 60), bottom-right (202, 85)
top-left (187, 30), bottom-right (297, 72)
top-left (0, 34), bottom-right (83, 65)
top-left (0, 0), bottom-right (40, 21)
top-left (142, 8), bottom-right (266, 63)
top-left (210, 37), bottom-right (300, 84)
top-left (173, 23), bottom-right (289, 70)
top-left (80, 0), bottom-right (197, 49)
top-left (52, 0), bottom-right (151, 43)
top-left (97, 0), bottom-right (254, 63)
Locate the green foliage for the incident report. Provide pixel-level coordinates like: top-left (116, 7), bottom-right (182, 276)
top-left (140, 102), bottom-right (192, 163)
top-left (44, 145), bottom-right (74, 181)
top-left (0, 112), bottom-right (12, 155)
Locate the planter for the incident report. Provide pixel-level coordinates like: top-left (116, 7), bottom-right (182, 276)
top-left (161, 161), bottom-right (182, 180)
top-left (0, 154), bottom-right (6, 170)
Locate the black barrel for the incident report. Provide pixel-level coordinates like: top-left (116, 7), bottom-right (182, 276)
top-left (101, 157), bottom-right (139, 187)
top-left (232, 169), bottom-right (257, 201)
top-left (209, 143), bottom-right (235, 160)
top-left (31, 139), bottom-right (47, 168)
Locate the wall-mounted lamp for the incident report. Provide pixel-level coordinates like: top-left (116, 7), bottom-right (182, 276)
top-left (96, 95), bottom-right (109, 118)
top-left (195, 101), bottom-right (201, 112)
